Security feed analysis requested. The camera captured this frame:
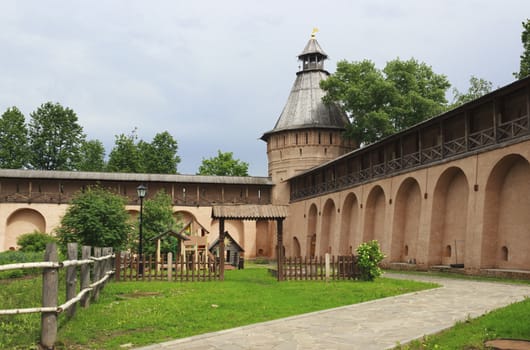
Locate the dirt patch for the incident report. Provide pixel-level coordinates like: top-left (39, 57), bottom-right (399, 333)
top-left (485, 339), bottom-right (530, 350)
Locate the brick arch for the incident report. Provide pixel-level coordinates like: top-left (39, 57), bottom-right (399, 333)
top-left (292, 236), bottom-right (301, 257)
top-left (339, 192), bottom-right (359, 255)
top-left (307, 203), bottom-right (318, 257)
top-left (5, 208), bottom-right (46, 250)
top-left (429, 167), bottom-right (469, 266)
top-left (391, 177), bottom-right (422, 262)
top-left (363, 185), bottom-right (386, 244)
top-left (319, 198), bottom-right (336, 255)
top-left (482, 154), bottom-right (530, 269)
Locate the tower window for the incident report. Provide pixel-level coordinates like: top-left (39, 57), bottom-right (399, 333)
top-left (295, 134), bottom-right (298, 145)
top-left (318, 132), bottom-right (321, 144)
top-left (329, 133), bottom-right (333, 144)
top-left (305, 132), bottom-right (308, 144)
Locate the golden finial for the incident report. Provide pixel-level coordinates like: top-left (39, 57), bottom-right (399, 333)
top-left (311, 27), bottom-right (319, 39)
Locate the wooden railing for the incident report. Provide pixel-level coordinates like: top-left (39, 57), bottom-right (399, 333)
top-left (115, 252), bottom-right (220, 282)
top-left (280, 255), bottom-right (359, 281)
top-left (0, 243), bottom-right (114, 349)
top-left (291, 116), bottom-right (530, 201)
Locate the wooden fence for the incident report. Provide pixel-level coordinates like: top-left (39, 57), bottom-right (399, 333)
top-left (280, 254), bottom-right (359, 281)
top-left (0, 243), bottom-right (114, 350)
top-left (115, 251), bottom-right (220, 282)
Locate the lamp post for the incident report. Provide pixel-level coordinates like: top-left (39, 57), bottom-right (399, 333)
top-left (137, 184), bottom-right (147, 275)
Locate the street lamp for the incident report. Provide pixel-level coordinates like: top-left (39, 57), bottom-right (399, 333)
top-left (137, 184), bottom-right (147, 275)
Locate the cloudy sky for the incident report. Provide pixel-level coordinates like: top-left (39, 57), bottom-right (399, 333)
top-left (0, 1), bottom-right (529, 176)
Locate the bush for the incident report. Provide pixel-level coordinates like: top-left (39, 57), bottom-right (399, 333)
top-left (16, 231), bottom-right (57, 252)
top-left (356, 240), bottom-right (385, 281)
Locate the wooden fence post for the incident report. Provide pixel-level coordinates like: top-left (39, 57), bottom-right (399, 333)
top-left (92, 247), bottom-right (102, 301)
top-left (167, 252), bottom-right (173, 281)
top-left (325, 253), bottom-right (330, 282)
top-left (41, 243), bottom-right (58, 350)
top-left (80, 246), bottom-right (91, 308)
top-left (66, 243), bottom-right (78, 318)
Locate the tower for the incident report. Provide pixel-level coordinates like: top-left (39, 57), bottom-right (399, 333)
top-left (261, 30), bottom-right (355, 204)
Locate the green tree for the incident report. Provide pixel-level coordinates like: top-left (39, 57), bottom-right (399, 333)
top-left (55, 186), bottom-right (132, 251)
top-left (107, 131), bottom-right (142, 173)
top-left (321, 58), bottom-right (450, 145)
top-left (451, 76), bottom-right (493, 108)
top-left (138, 190), bottom-right (179, 256)
top-left (139, 131), bottom-right (181, 174)
top-left (28, 102), bottom-right (86, 170)
top-left (0, 106), bottom-right (29, 169)
top-left (76, 139), bottom-right (106, 172)
top-left (514, 18), bottom-right (530, 79)
top-left (197, 150), bottom-right (249, 176)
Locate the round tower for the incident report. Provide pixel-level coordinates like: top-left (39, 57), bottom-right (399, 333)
top-left (261, 31), bottom-right (355, 204)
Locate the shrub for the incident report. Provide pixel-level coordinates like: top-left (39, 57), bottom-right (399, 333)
top-left (356, 240), bottom-right (385, 281)
top-left (16, 231), bottom-right (57, 252)
top-left (0, 250), bottom-right (44, 279)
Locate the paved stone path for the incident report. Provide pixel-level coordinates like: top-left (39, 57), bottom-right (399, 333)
top-left (135, 273), bottom-right (530, 350)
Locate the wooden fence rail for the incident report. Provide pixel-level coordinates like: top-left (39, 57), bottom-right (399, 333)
top-left (0, 243), bottom-right (115, 350)
top-left (281, 254), bottom-right (359, 281)
top-left (115, 251), bottom-right (220, 282)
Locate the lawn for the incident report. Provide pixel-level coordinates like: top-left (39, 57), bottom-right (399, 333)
top-left (0, 267), bottom-right (435, 349)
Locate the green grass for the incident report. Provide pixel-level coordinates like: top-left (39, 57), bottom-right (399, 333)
top-left (395, 297), bottom-right (530, 349)
top-left (384, 269), bottom-right (530, 285)
top-left (1, 267), bottom-right (435, 349)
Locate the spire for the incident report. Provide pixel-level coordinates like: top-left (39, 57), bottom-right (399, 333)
top-left (299, 29), bottom-right (328, 71)
top-left (261, 31), bottom-right (349, 141)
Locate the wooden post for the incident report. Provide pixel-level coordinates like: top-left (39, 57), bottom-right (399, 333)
top-left (92, 247), bottom-right (102, 301)
top-left (41, 243), bottom-right (58, 350)
top-left (325, 253), bottom-right (330, 282)
top-left (219, 219), bottom-right (225, 281)
top-left (66, 243), bottom-right (78, 318)
top-left (276, 218), bottom-right (284, 281)
top-left (80, 246), bottom-right (91, 307)
top-left (115, 251), bottom-right (121, 282)
top-left (167, 252), bottom-right (173, 281)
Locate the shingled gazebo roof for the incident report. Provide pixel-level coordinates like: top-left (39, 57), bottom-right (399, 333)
top-left (211, 204), bottom-right (288, 220)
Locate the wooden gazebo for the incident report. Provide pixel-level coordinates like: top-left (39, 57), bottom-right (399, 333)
top-left (211, 204), bottom-right (288, 281)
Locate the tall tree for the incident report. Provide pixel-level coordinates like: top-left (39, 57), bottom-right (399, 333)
top-left (107, 131), bottom-right (142, 173)
top-left (55, 186), bottom-right (132, 252)
top-left (514, 18), bottom-right (530, 79)
top-left (139, 131), bottom-right (181, 174)
top-left (28, 102), bottom-right (85, 170)
top-left (76, 139), bottom-right (106, 172)
top-left (139, 190), bottom-right (179, 256)
top-left (321, 58), bottom-right (450, 145)
top-left (197, 150), bottom-right (249, 176)
top-left (0, 106), bottom-right (30, 169)
top-left (451, 76), bottom-right (493, 108)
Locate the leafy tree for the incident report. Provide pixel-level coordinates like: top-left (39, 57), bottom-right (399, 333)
top-left (28, 102), bottom-right (86, 170)
top-left (0, 106), bottom-right (30, 169)
top-left (55, 186), bottom-right (132, 252)
top-left (514, 18), bottom-right (530, 79)
top-left (451, 76), bottom-right (493, 108)
top-left (321, 58), bottom-right (450, 145)
top-left (76, 139), bottom-right (106, 172)
top-left (139, 131), bottom-right (181, 174)
top-left (197, 150), bottom-right (249, 176)
top-left (16, 231), bottom-right (56, 252)
top-left (137, 190), bottom-right (179, 256)
top-left (107, 131), bottom-right (142, 173)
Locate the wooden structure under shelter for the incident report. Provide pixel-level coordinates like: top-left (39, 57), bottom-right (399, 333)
top-left (211, 204), bottom-right (288, 280)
